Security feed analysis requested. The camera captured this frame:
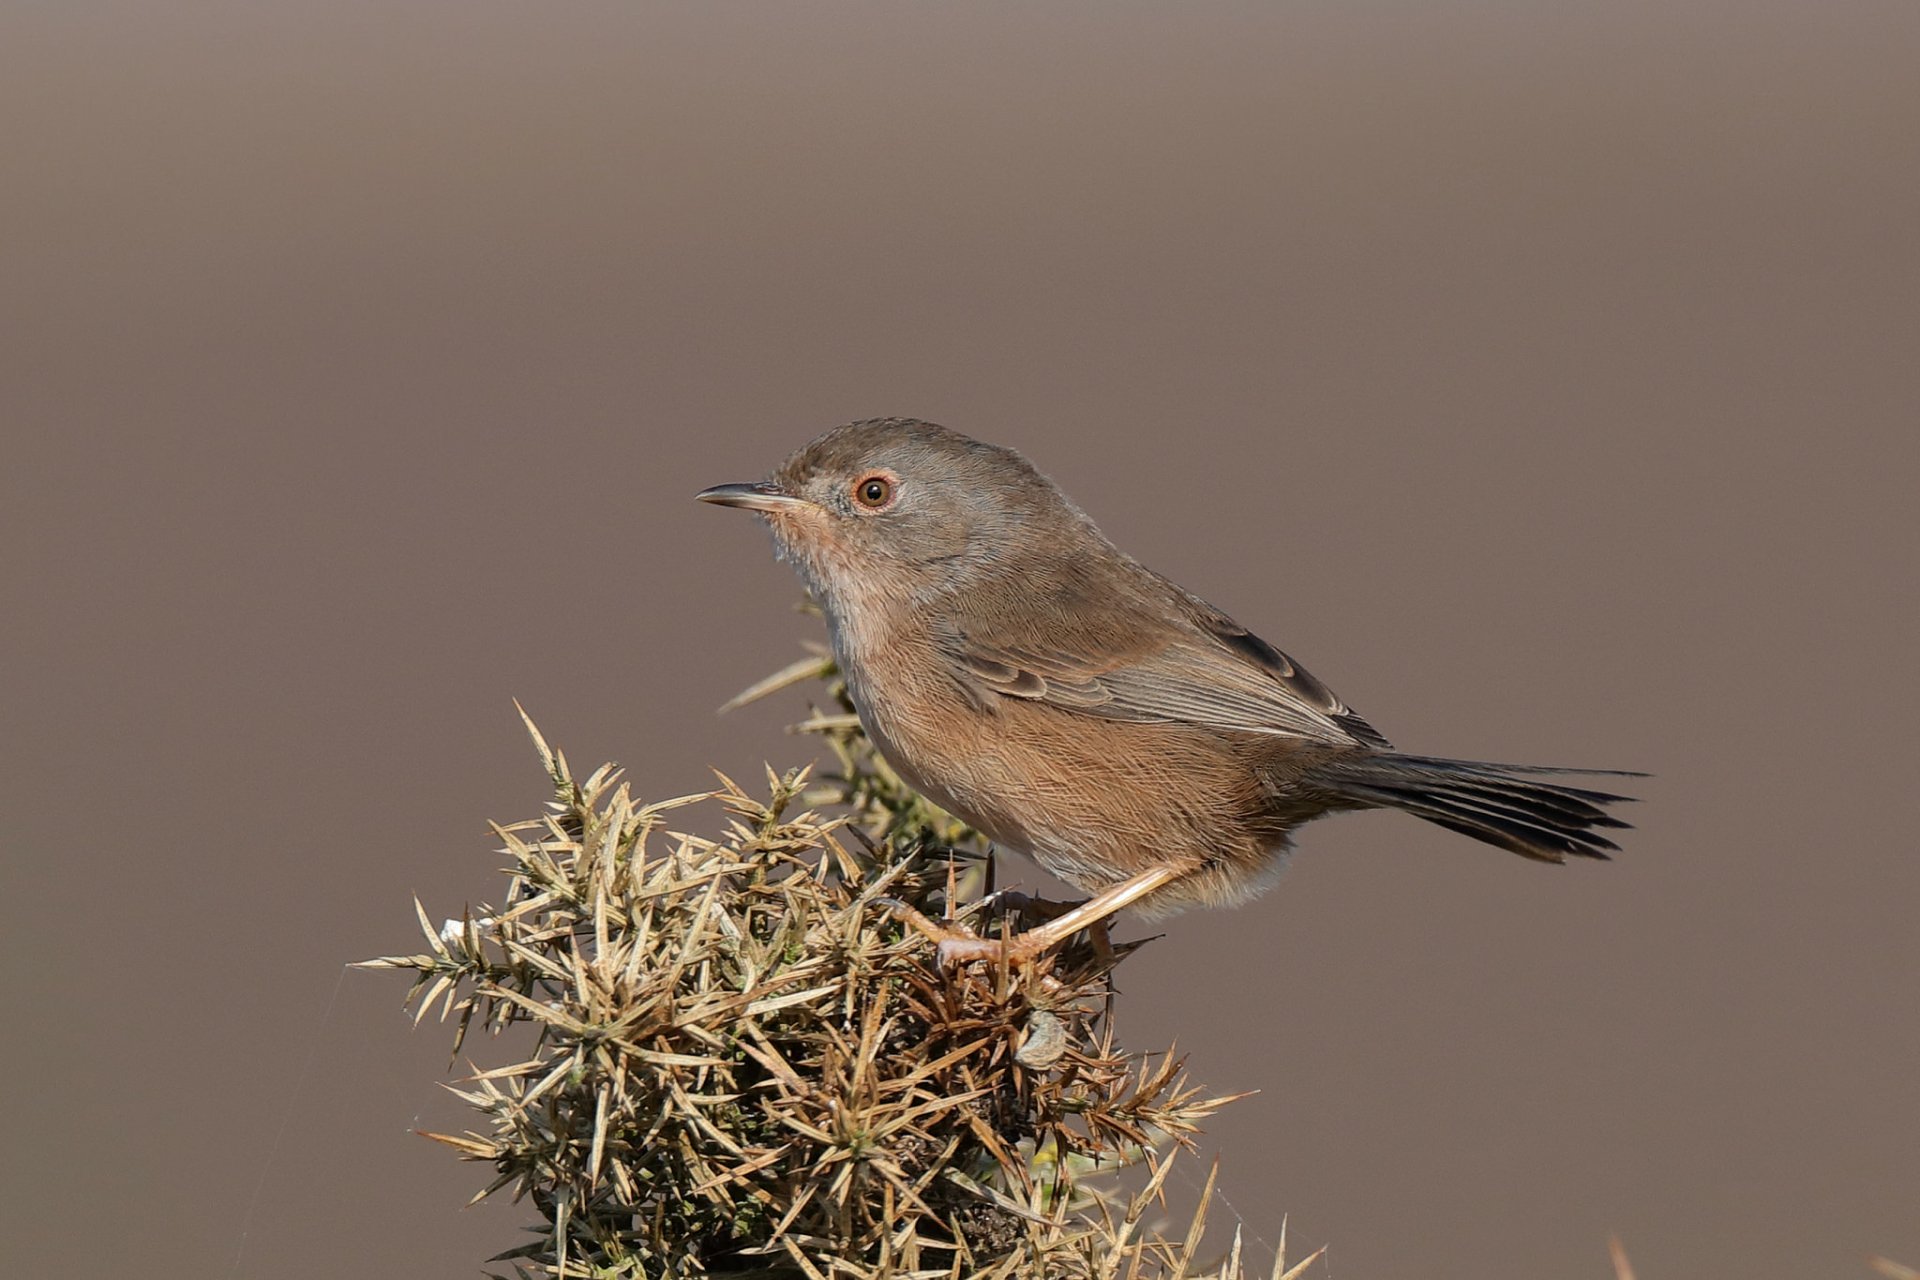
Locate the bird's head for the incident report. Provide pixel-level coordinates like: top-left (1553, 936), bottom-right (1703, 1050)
top-left (697, 418), bottom-right (1090, 611)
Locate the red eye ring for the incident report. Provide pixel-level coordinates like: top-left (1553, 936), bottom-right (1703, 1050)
top-left (853, 474), bottom-right (895, 509)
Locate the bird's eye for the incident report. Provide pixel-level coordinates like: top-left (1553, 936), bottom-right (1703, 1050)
top-left (853, 475), bottom-right (895, 509)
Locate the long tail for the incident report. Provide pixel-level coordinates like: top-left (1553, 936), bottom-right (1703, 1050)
top-left (1316, 753), bottom-right (1641, 863)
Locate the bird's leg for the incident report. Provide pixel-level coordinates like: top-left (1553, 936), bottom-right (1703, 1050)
top-left (893, 862), bottom-right (1192, 967)
top-left (975, 889), bottom-right (1115, 963)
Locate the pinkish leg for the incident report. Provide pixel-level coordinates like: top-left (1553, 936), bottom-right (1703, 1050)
top-left (884, 863), bottom-right (1191, 967)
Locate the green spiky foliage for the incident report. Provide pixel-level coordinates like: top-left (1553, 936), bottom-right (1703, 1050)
top-left (363, 653), bottom-right (1320, 1280)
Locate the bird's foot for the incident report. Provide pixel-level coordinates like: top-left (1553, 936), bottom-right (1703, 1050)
top-left (878, 897), bottom-right (1080, 968)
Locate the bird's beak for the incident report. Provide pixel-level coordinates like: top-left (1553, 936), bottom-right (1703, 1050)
top-left (695, 481), bottom-right (812, 513)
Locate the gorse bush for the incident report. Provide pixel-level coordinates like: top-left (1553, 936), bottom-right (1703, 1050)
top-left (364, 653), bottom-right (1317, 1279)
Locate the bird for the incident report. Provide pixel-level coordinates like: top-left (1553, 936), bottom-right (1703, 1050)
top-left (698, 418), bottom-right (1636, 961)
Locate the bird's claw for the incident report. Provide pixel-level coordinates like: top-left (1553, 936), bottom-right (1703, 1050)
top-left (875, 895), bottom-right (1062, 968)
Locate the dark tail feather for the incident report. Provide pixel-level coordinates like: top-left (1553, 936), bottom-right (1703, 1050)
top-left (1319, 753), bottom-right (1642, 863)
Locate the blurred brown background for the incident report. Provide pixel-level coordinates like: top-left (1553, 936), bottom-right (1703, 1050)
top-left (4, 2), bottom-right (1916, 1276)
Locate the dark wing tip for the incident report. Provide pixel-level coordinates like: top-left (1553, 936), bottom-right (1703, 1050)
top-left (1205, 614), bottom-right (1394, 750)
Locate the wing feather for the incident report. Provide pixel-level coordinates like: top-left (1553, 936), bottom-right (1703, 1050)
top-left (942, 575), bottom-right (1389, 749)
